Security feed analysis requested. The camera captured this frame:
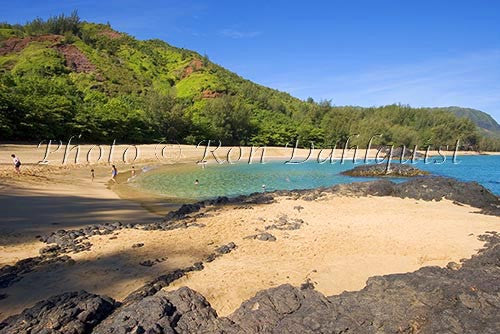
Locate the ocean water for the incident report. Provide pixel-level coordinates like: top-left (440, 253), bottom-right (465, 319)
top-left (131, 155), bottom-right (500, 200)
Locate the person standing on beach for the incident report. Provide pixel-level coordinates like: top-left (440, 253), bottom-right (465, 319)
top-left (11, 154), bottom-right (21, 174)
top-left (90, 169), bottom-right (95, 182)
top-left (111, 165), bottom-right (118, 183)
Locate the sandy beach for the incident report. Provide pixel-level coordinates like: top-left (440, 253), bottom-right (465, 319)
top-left (2, 4), bottom-right (500, 331)
top-left (0, 163), bottom-right (161, 266)
top-left (1, 143), bottom-right (496, 246)
top-left (0, 144), bottom-right (499, 322)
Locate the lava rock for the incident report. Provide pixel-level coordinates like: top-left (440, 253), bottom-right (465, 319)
top-left (0, 255), bottom-right (74, 289)
top-left (93, 288), bottom-right (219, 334)
top-left (139, 260), bottom-right (155, 267)
top-left (123, 269), bottom-right (186, 305)
top-left (245, 232), bottom-right (277, 242)
top-left (342, 163), bottom-right (429, 177)
top-left (2, 233), bottom-right (500, 333)
top-left (216, 242), bottom-right (236, 254)
top-left (165, 203), bottom-right (202, 220)
top-left (266, 216), bottom-right (304, 231)
top-left (393, 177), bottom-right (500, 215)
top-left (293, 205), bottom-right (304, 212)
top-left (0, 291), bottom-right (117, 334)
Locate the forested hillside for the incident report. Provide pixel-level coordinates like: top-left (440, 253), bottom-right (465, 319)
top-left (1, 12), bottom-right (499, 150)
top-left (433, 107), bottom-right (500, 138)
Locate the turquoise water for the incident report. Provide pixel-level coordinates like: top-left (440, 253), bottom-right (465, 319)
top-left (132, 155), bottom-right (500, 200)
top-left (417, 155), bottom-right (500, 194)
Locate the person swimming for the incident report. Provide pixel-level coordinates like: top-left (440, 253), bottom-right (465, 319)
top-left (194, 179), bottom-right (199, 185)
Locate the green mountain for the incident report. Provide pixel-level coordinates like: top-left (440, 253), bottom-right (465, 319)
top-left (1, 12), bottom-right (499, 150)
top-left (432, 107), bottom-right (500, 138)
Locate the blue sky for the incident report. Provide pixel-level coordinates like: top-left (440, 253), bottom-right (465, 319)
top-left (2, 0), bottom-right (500, 121)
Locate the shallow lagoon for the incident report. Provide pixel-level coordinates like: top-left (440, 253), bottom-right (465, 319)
top-left (131, 155), bottom-right (500, 200)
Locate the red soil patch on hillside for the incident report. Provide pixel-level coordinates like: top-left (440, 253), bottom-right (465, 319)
top-left (181, 58), bottom-right (203, 78)
top-left (55, 44), bottom-right (96, 73)
top-left (0, 34), bottom-right (96, 74)
top-left (0, 35), bottom-right (63, 56)
top-left (202, 90), bottom-right (225, 98)
top-left (98, 29), bottom-right (123, 39)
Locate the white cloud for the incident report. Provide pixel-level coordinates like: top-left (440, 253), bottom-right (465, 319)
top-left (263, 50), bottom-right (500, 121)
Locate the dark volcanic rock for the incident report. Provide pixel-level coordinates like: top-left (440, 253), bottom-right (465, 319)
top-left (6, 176), bottom-right (498, 332)
top-left (293, 205), bottom-right (304, 212)
top-left (232, 193), bottom-right (274, 205)
top-left (88, 228), bottom-right (500, 333)
top-left (39, 244), bottom-right (62, 256)
top-left (394, 177), bottom-right (500, 215)
top-left (139, 260), bottom-right (155, 267)
top-left (316, 177), bottom-right (500, 216)
top-left (214, 232), bottom-right (500, 334)
top-left (224, 284), bottom-right (332, 333)
top-left (0, 255), bottom-right (74, 289)
top-left (265, 215), bottom-right (304, 230)
top-left (123, 269), bottom-right (187, 305)
top-left (165, 203), bottom-right (202, 220)
top-left (215, 242), bottom-right (236, 254)
top-left (123, 242), bottom-right (236, 305)
top-left (2, 234), bottom-right (499, 333)
top-left (163, 193), bottom-right (274, 222)
top-left (140, 257), bottom-right (167, 267)
top-left (30, 175), bottom-right (498, 266)
top-left (0, 291), bottom-right (116, 334)
top-left (244, 232), bottom-right (277, 242)
top-left (94, 288), bottom-right (219, 334)
top-left (342, 163), bottom-right (429, 177)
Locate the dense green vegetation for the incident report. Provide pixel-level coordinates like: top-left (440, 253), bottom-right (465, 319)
top-left (434, 107), bottom-right (500, 137)
top-left (1, 12), bottom-right (499, 150)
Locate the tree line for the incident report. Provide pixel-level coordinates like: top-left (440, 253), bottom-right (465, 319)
top-left (1, 12), bottom-right (499, 151)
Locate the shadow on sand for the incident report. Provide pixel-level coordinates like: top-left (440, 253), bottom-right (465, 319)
top-left (0, 188), bottom-right (162, 246)
top-left (0, 240), bottom-right (211, 320)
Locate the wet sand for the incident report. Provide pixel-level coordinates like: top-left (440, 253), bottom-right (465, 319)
top-left (0, 164), bottom-right (162, 266)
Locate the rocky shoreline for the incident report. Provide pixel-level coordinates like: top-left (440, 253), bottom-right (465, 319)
top-left (1, 232), bottom-right (498, 333)
top-left (1, 177), bottom-right (499, 333)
